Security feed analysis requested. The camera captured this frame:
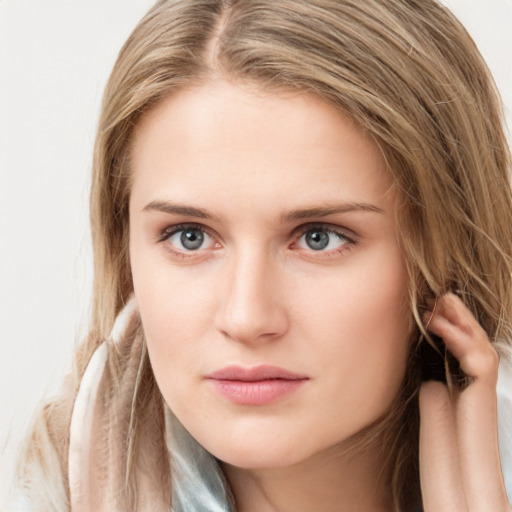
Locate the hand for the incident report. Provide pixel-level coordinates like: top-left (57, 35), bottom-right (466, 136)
top-left (419, 292), bottom-right (512, 512)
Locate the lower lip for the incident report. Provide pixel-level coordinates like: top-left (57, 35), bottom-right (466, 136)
top-left (209, 378), bottom-right (307, 405)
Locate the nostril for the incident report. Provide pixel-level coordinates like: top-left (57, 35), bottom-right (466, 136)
top-left (213, 257), bottom-right (289, 344)
top-left (215, 302), bottom-right (289, 345)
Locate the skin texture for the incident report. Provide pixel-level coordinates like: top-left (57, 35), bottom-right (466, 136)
top-left (128, 80), bottom-right (511, 511)
top-left (419, 293), bottom-right (511, 512)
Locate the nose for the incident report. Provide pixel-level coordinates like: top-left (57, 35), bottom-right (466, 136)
top-left (214, 247), bottom-right (289, 344)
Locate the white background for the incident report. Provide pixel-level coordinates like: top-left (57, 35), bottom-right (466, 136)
top-left (1, 0), bottom-right (511, 483)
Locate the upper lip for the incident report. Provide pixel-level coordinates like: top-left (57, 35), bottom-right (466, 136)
top-left (207, 365), bottom-right (309, 382)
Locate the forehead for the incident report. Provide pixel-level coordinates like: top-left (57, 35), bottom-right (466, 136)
top-left (129, 80), bottom-right (395, 219)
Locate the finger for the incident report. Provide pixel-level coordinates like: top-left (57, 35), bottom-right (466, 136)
top-left (426, 294), bottom-right (510, 511)
top-left (426, 293), bottom-right (497, 383)
top-left (419, 381), bottom-right (467, 512)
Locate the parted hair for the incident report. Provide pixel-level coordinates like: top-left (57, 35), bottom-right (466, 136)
top-left (15, 1), bottom-right (512, 511)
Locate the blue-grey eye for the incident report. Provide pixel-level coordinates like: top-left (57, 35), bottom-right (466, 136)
top-left (181, 228), bottom-right (204, 250)
top-left (168, 227), bottom-right (213, 251)
top-left (298, 227), bottom-right (348, 251)
top-left (305, 230), bottom-right (329, 250)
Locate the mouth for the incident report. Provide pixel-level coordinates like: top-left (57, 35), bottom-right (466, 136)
top-left (206, 365), bottom-right (309, 405)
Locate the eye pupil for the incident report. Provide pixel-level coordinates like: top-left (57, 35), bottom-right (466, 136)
top-left (180, 228), bottom-right (204, 250)
top-left (305, 230), bottom-right (329, 250)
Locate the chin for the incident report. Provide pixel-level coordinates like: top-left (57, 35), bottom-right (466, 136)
top-left (200, 428), bottom-right (334, 471)
top-left (215, 447), bottom-right (304, 471)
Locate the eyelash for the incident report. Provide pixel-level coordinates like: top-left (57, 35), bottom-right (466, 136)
top-left (157, 223), bottom-right (218, 260)
top-left (157, 222), bottom-right (358, 260)
top-left (293, 223), bottom-right (357, 257)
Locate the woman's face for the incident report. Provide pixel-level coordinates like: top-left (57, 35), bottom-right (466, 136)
top-left (129, 80), bottom-right (411, 469)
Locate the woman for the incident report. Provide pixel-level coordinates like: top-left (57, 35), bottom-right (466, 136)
top-left (7, 0), bottom-right (512, 511)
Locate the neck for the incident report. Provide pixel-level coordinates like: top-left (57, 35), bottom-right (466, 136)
top-left (222, 438), bottom-right (392, 512)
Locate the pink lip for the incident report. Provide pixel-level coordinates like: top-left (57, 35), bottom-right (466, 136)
top-left (207, 365), bottom-right (309, 405)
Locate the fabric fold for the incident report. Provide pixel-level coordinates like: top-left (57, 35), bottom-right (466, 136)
top-left (68, 298), bottom-right (170, 512)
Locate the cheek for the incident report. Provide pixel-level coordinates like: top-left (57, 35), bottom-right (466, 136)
top-left (298, 246), bottom-right (409, 346)
top-left (132, 270), bottom-right (213, 415)
top-left (133, 268), bottom-right (215, 359)
top-left (296, 247), bottom-right (411, 408)
top-left (129, 232), bottom-right (212, 367)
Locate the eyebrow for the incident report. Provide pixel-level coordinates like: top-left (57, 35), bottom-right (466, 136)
top-left (143, 200), bottom-right (221, 222)
top-left (143, 200), bottom-right (384, 222)
top-left (281, 202), bottom-right (384, 222)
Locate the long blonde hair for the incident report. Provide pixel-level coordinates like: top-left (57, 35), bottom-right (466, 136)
top-left (14, 1), bottom-right (512, 510)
